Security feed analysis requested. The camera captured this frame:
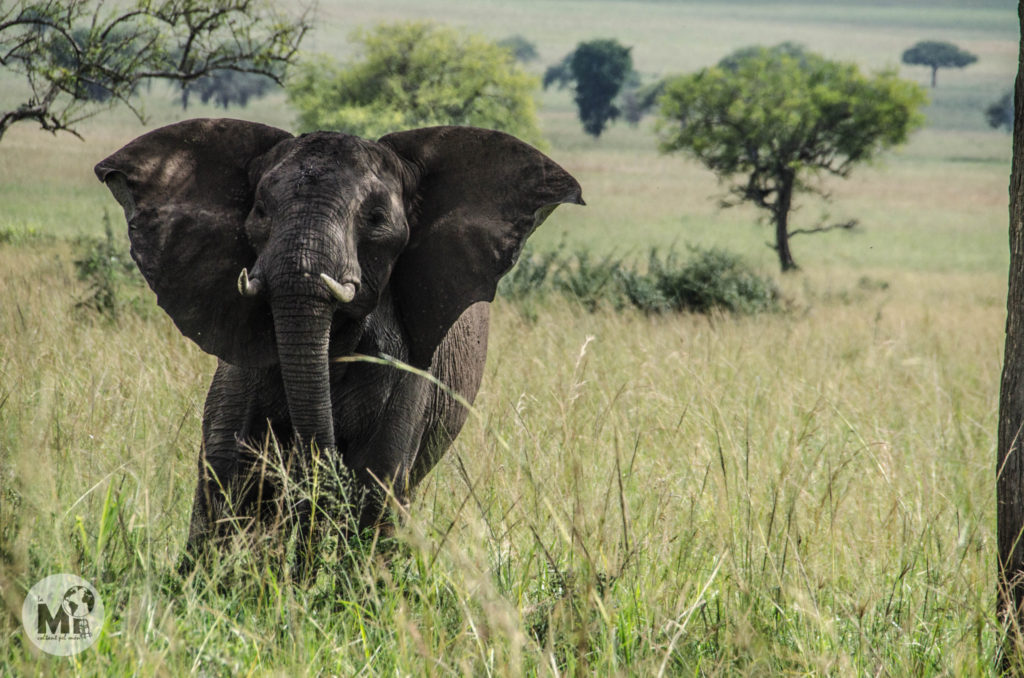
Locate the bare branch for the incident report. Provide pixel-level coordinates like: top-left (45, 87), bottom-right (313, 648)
top-left (788, 219), bottom-right (859, 238)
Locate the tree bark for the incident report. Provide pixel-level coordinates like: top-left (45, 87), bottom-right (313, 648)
top-left (773, 172), bottom-right (798, 272)
top-left (998, 1), bottom-right (1024, 671)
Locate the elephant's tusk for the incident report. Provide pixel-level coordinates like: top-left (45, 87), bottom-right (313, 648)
top-left (320, 273), bottom-right (357, 303)
top-left (237, 268), bottom-right (262, 297)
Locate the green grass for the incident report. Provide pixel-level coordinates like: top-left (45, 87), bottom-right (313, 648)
top-left (0, 0), bottom-right (1018, 674)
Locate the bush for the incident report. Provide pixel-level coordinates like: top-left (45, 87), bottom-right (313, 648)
top-left (499, 245), bottom-right (779, 316)
top-left (72, 213), bottom-right (144, 319)
top-left (645, 247), bottom-right (780, 314)
top-left (554, 251), bottom-right (626, 312)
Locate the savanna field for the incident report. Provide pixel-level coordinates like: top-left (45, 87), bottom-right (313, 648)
top-left (0, 0), bottom-right (1017, 674)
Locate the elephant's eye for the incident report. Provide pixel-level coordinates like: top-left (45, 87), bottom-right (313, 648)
top-left (253, 200), bottom-right (268, 219)
top-left (365, 205), bottom-right (390, 230)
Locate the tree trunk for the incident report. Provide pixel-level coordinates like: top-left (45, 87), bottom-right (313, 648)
top-left (773, 172), bottom-right (798, 273)
top-left (998, 2), bottom-right (1024, 670)
top-left (931, 65), bottom-right (938, 88)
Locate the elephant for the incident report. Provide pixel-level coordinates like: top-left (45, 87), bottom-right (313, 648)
top-left (94, 118), bottom-right (583, 575)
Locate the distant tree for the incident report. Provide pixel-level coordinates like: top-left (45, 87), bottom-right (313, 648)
top-left (657, 44), bottom-right (927, 272)
top-left (987, 90), bottom-right (1013, 131)
top-left (498, 34), bottom-right (538, 63)
top-left (544, 39), bottom-right (633, 137)
top-left (287, 21), bottom-right (543, 145)
top-left (619, 78), bottom-right (665, 125)
top-left (901, 40), bottom-right (978, 88)
top-left (180, 70), bottom-right (277, 110)
top-left (0, 0), bottom-right (308, 142)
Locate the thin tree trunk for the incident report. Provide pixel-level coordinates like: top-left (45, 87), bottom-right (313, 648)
top-left (998, 2), bottom-right (1024, 671)
top-left (774, 172), bottom-right (798, 272)
top-left (931, 65), bottom-right (938, 88)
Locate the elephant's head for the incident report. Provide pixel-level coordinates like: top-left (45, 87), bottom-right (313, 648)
top-left (95, 118), bottom-right (582, 453)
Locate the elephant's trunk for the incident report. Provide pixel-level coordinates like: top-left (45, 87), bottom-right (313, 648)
top-left (272, 294), bottom-right (336, 456)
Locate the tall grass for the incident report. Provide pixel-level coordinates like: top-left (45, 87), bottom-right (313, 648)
top-left (0, 236), bottom-right (1003, 674)
top-left (0, 0), bottom-right (1015, 673)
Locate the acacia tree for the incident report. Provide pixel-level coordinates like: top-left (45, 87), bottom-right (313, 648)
top-left (287, 21), bottom-right (543, 145)
top-left (657, 44), bottom-right (926, 272)
top-left (544, 39), bottom-right (633, 138)
top-left (0, 0), bottom-right (308, 142)
top-left (988, 90), bottom-right (1013, 132)
top-left (901, 40), bottom-right (978, 88)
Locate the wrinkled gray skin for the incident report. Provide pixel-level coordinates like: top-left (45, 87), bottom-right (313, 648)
top-left (95, 118), bottom-right (582, 575)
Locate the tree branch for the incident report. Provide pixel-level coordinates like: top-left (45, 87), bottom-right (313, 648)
top-left (788, 219), bottom-right (859, 238)
top-left (0, 0), bottom-right (310, 142)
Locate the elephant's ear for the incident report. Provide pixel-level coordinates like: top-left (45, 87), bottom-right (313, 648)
top-left (379, 126), bottom-right (583, 366)
top-left (94, 118), bottom-right (293, 366)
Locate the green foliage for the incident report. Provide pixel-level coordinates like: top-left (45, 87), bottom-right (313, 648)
top-left (554, 250), bottom-right (627, 311)
top-left (901, 40), bottom-right (978, 87)
top-left (72, 213), bottom-right (143, 319)
top-left (179, 70), bottom-right (277, 110)
top-left (545, 39), bottom-right (634, 137)
top-left (497, 34), bottom-right (538, 63)
top-left (986, 90), bottom-right (1013, 131)
top-left (42, 26), bottom-right (137, 102)
top-left (287, 22), bottom-right (543, 145)
top-left (639, 247), bottom-right (780, 314)
top-left (0, 0), bottom-right (308, 142)
top-left (499, 245), bottom-right (779, 315)
top-left (657, 43), bottom-right (927, 271)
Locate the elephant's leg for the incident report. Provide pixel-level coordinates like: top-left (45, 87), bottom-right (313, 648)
top-left (342, 369), bottom-right (433, 535)
top-left (409, 302), bottom-right (490, 488)
top-left (179, 362), bottom-right (269, 575)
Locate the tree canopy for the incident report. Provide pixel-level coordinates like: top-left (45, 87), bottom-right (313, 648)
top-left (287, 21), bottom-right (543, 145)
top-left (901, 40), bottom-right (978, 88)
top-left (179, 71), bottom-right (277, 111)
top-left (657, 44), bottom-right (927, 272)
top-left (987, 90), bottom-right (1013, 132)
top-left (545, 39), bottom-right (633, 138)
top-left (497, 35), bottom-right (538, 63)
top-left (0, 0), bottom-right (308, 142)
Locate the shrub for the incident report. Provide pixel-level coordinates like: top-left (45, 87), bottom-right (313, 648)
top-left (554, 251), bottom-right (626, 312)
top-left (499, 245), bottom-right (779, 316)
top-left (498, 248), bottom-right (561, 301)
top-left (646, 247), bottom-right (780, 314)
top-left (72, 212), bottom-right (144, 319)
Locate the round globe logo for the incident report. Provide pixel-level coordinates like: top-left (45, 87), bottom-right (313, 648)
top-left (22, 574), bottom-right (104, 656)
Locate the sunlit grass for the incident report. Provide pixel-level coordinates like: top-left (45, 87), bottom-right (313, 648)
top-left (0, 239), bottom-right (1005, 673)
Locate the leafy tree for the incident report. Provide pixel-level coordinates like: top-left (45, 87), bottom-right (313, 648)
top-left (0, 0), bottom-right (308, 142)
top-left (901, 40), bottom-right (977, 88)
top-left (545, 39), bottom-right (633, 137)
top-left (498, 34), bottom-right (538, 63)
top-left (619, 78), bottom-right (665, 125)
top-left (657, 44), bottom-right (926, 272)
top-left (179, 70), bottom-right (277, 110)
top-left (987, 90), bottom-right (1013, 131)
top-left (287, 22), bottom-right (543, 145)
top-left (43, 26), bottom-right (133, 102)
